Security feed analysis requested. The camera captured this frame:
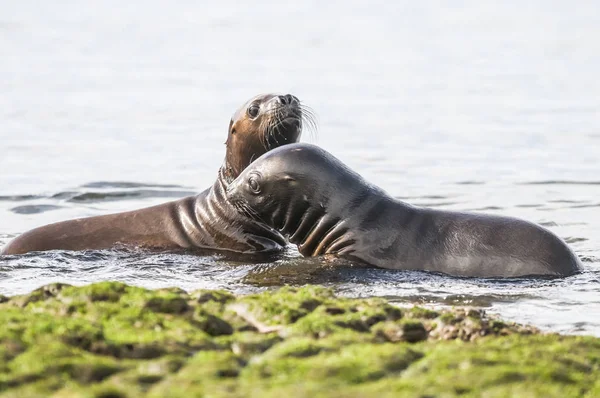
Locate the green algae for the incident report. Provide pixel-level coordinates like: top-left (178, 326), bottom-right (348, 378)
top-left (0, 282), bottom-right (598, 398)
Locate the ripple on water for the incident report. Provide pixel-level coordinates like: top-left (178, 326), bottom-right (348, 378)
top-left (514, 204), bottom-right (542, 208)
top-left (567, 203), bottom-right (600, 209)
top-left (564, 237), bottom-right (589, 244)
top-left (538, 221), bottom-right (558, 227)
top-left (64, 189), bottom-right (197, 203)
top-left (10, 204), bottom-right (64, 214)
top-left (0, 181), bottom-right (199, 207)
top-left (0, 195), bottom-right (45, 202)
top-left (469, 206), bottom-right (505, 211)
top-left (81, 181), bottom-right (191, 189)
top-left (519, 180), bottom-right (600, 186)
top-left (454, 181), bottom-right (486, 185)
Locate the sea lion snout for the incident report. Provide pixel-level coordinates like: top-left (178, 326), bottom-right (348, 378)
top-left (270, 94), bottom-right (302, 122)
top-left (278, 94), bottom-right (299, 106)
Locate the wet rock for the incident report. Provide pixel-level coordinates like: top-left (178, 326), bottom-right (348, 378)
top-left (229, 333), bottom-right (282, 356)
top-left (0, 282), bottom-right (595, 398)
top-left (374, 320), bottom-right (428, 343)
top-left (11, 282), bottom-right (71, 307)
top-left (191, 289), bottom-right (235, 304)
top-left (408, 306), bottom-right (440, 320)
top-left (145, 296), bottom-right (190, 314)
top-left (324, 306), bottom-right (345, 315)
top-left (193, 309), bottom-right (234, 336)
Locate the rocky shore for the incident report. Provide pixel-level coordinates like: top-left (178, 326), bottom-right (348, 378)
top-left (1, 282), bottom-right (598, 397)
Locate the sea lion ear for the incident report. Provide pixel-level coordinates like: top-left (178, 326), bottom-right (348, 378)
top-left (225, 119), bottom-right (235, 144)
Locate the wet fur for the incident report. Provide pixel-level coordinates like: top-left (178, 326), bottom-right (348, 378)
top-left (228, 144), bottom-right (583, 278)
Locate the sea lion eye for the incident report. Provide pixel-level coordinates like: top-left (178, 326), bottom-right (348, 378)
top-left (248, 175), bottom-right (261, 194)
top-left (248, 104), bottom-right (260, 118)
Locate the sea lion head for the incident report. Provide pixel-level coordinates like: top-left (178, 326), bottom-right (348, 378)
top-left (226, 143), bottom-right (358, 230)
top-left (223, 93), bottom-right (316, 182)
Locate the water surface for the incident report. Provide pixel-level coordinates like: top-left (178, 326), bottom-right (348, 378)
top-left (1, 0), bottom-right (599, 336)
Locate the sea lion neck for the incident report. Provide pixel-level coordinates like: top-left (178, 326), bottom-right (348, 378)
top-left (220, 162), bottom-right (236, 184)
top-left (221, 141), bottom-right (263, 184)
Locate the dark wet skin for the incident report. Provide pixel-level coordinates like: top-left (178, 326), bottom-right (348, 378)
top-left (227, 143), bottom-right (583, 278)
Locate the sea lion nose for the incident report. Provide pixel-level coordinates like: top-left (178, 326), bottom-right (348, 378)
top-left (279, 94), bottom-right (298, 106)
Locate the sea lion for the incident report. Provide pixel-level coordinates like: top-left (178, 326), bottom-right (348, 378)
top-left (226, 143), bottom-right (583, 278)
top-left (1, 93), bottom-right (315, 255)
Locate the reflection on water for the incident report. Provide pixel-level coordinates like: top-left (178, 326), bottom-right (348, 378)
top-left (1, 0), bottom-right (600, 336)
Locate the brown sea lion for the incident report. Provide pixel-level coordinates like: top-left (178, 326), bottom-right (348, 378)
top-left (1, 94), bottom-right (314, 255)
top-left (226, 143), bottom-right (582, 278)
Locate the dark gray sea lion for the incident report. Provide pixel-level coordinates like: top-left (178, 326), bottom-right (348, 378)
top-left (226, 143), bottom-right (582, 278)
top-left (1, 94), bottom-right (315, 255)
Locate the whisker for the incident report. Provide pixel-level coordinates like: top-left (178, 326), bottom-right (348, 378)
top-left (258, 109), bottom-right (270, 150)
top-left (264, 106), bottom-right (287, 148)
top-left (263, 106), bottom-right (288, 150)
top-left (271, 109), bottom-right (288, 145)
top-left (242, 202), bottom-right (263, 222)
top-left (299, 103), bottom-right (319, 143)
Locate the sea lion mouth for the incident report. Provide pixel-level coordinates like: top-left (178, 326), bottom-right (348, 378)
top-left (274, 103), bottom-right (302, 123)
top-left (262, 101), bottom-right (316, 150)
top-left (263, 107), bottom-right (301, 149)
top-left (280, 114), bottom-right (302, 127)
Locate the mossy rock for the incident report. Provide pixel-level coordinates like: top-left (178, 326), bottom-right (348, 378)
top-left (0, 281), bottom-right (598, 397)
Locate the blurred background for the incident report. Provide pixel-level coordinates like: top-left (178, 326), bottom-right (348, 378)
top-left (1, 0), bottom-right (599, 335)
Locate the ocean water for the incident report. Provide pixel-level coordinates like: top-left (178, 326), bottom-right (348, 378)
top-left (1, 0), bottom-right (599, 336)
